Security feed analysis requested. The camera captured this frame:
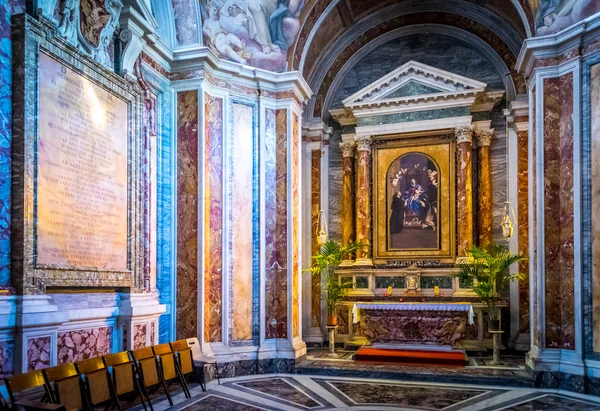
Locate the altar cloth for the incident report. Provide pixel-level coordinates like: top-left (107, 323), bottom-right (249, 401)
top-left (352, 302), bottom-right (474, 325)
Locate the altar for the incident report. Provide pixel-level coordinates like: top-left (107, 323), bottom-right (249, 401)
top-left (352, 302), bottom-right (474, 347)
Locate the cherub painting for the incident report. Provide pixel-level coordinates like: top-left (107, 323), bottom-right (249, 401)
top-left (201, 0), bottom-right (305, 72)
top-left (534, 0), bottom-right (600, 35)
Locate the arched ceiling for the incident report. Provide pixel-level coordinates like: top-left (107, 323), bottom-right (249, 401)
top-left (286, 0), bottom-right (533, 119)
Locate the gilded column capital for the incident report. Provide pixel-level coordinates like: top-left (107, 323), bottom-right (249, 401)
top-left (455, 126), bottom-right (473, 144)
top-left (355, 135), bottom-right (372, 152)
top-left (477, 129), bottom-right (494, 147)
top-left (340, 141), bottom-right (356, 158)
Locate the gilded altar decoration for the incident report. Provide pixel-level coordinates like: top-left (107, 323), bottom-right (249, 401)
top-left (373, 138), bottom-right (456, 262)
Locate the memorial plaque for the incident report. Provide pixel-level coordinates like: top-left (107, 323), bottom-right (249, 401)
top-left (37, 53), bottom-right (128, 270)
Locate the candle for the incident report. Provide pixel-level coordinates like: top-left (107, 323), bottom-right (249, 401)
top-left (388, 285), bottom-right (393, 296)
top-left (434, 286), bottom-right (440, 296)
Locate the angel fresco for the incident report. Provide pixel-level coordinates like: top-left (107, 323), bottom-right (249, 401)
top-left (387, 153), bottom-right (439, 250)
top-left (201, 0), bottom-right (304, 72)
top-left (534, 0), bottom-right (600, 35)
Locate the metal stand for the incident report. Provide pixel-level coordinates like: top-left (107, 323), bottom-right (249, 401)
top-left (326, 325), bottom-right (338, 358)
top-left (489, 330), bottom-right (504, 365)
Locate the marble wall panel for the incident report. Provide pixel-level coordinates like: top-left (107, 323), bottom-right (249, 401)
top-left (0, 340), bottom-right (13, 377)
top-left (457, 140), bottom-right (473, 256)
top-left (176, 91), bottom-right (199, 340)
top-left (477, 145), bottom-right (493, 247)
top-left (328, 130), bottom-right (343, 241)
top-left (292, 114), bottom-right (300, 338)
top-left (490, 106), bottom-right (508, 244)
top-left (591, 63), bottom-right (600, 352)
top-left (0, 0), bottom-right (25, 286)
top-left (150, 321), bottom-right (156, 345)
top-left (532, 88), bottom-right (539, 348)
top-left (204, 94), bottom-right (224, 343)
top-left (265, 108), bottom-right (287, 339)
top-left (172, 0), bottom-right (199, 46)
top-left (133, 324), bottom-right (147, 349)
top-left (231, 102), bottom-right (255, 341)
top-left (518, 130), bottom-right (530, 333)
top-left (57, 327), bottom-right (112, 364)
top-left (311, 149), bottom-right (321, 328)
top-left (27, 336), bottom-right (50, 371)
top-left (543, 74), bottom-right (575, 349)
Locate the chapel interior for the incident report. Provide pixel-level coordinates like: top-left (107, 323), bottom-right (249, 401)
top-left (2, 0), bottom-right (600, 410)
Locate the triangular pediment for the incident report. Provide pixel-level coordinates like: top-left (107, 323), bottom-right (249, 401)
top-left (342, 61), bottom-right (488, 108)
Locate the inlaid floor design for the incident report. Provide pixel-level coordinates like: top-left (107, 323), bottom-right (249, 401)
top-left (153, 374), bottom-right (600, 411)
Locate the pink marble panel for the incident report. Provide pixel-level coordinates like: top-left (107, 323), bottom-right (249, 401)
top-left (57, 327), bottom-right (112, 364)
top-left (591, 63), bottom-right (600, 352)
top-left (532, 88), bottom-right (539, 347)
top-left (27, 336), bottom-right (50, 371)
top-left (543, 74), bottom-right (575, 349)
top-left (231, 103), bottom-right (254, 341)
top-left (292, 114), bottom-right (300, 338)
top-left (176, 91), bottom-right (199, 340)
top-left (0, 340), bottom-right (14, 377)
top-left (265, 109), bottom-right (288, 339)
top-left (133, 324), bottom-right (147, 349)
top-left (204, 94), bottom-right (224, 343)
top-left (150, 321), bottom-right (156, 345)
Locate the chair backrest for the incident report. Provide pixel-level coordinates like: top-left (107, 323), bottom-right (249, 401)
top-left (130, 347), bottom-right (154, 362)
top-left (75, 358), bottom-right (112, 406)
top-left (43, 364), bottom-right (78, 384)
top-left (152, 345), bottom-right (177, 380)
top-left (42, 364), bottom-right (83, 409)
top-left (102, 352), bottom-right (136, 396)
top-left (185, 338), bottom-right (202, 361)
top-left (170, 340), bottom-right (193, 375)
top-left (74, 357), bottom-right (104, 375)
top-left (3, 371), bottom-right (47, 404)
top-left (130, 348), bottom-right (159, 387)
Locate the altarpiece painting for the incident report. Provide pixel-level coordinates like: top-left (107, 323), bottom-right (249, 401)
top-left (373, 138), bottom-right (456, 262)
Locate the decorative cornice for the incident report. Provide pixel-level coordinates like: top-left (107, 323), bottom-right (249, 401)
top-left (329, 108), bottom-right (358, 126)
top-left (504, 95), bottom-right (529, 133)
top-left (455, 126), bottom-right (473, 144)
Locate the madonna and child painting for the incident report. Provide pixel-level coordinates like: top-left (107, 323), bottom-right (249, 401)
top-left (387, 153), bottom-right (439, 250)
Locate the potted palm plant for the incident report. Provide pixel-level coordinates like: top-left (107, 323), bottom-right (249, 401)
top-left (306, 240), bottom-right (363, 326)
top-left (452, 244), bottom-right (527, 331)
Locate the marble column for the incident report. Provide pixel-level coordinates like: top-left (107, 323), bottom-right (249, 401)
top-left (456, 126), bottom-right (474, 257)
top-left (477, 129), bottom-right (494, 247)
top-left (354, 135), bottom-right (372, 265)
top-left (340, 136), bottom-right (356, 265)
top-left (310, 147), bottom-right (321, 329)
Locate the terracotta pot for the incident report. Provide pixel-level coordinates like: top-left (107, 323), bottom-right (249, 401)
top-left (327, 316), bottom-right (338, 326)
top-left (489, 319), bottom-right (500, 331)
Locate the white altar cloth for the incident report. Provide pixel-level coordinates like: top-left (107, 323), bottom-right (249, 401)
top-left (352, 302), bottom-right (474, 325)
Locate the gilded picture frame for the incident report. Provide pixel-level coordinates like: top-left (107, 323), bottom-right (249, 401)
top-left (373, 137), bottom-right (456, 263)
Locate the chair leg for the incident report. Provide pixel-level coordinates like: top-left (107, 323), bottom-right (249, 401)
top-left (193, 366), bottom-right (206, 392)
top-left (174, 364), bottom-right (190, 398)
top-left (140, 384), bottom-right (154, 411)
top-left (214, 362), bottom-right (221, 385)
top-left (134, 378), bottom-right (148, 411)
top-left (160, 378), bottom-right (173, 406)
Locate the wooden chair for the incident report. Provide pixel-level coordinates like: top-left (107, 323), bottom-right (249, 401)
top-left (170, 340), bottom-right (207, 391)
top-left (75, 357), bottom-right (120, 411)
top-left (42, 364), bottom-right (87, 411)
top-left (3, 371), bottom-right (51, 410)
top-left (102, 352), bottom-right (149, 411)
top-left (151, 344), bottom-right (190, 399)
top-left (185, 338), bottom-right (220, 387)
top-left (130, 348), bottom-right (172, 406)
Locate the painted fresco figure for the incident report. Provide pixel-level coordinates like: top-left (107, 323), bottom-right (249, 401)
top-left (390, 191), bottom-right (405, 234)
top-left (404, 178), bottom-right (424, 213)
top-left (536, 0), bottom-right (600, 35)
top-left (204, 3), bottom-right (248, 64)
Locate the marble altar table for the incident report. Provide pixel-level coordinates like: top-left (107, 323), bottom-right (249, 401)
top-left (352, 302), bottom-right (474, 347)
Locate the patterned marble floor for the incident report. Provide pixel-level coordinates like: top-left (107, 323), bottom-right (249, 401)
top-left (151, 374), bottom-right (600, 411)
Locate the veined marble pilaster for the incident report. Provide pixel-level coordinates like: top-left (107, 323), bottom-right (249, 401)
top-left (340, 135), bottom-right (356, 265)
top-left (543, 74), bottom-right (575, 350)
top-left (477, 129), bottom-right (493, 248)
top-left (310, 148), bottom-right (321, 328)
top-left (517, 128), bottom-right (530, 334)
top-left (456, 126), bottom-right (474, 257)
top-left (592, 63), bottom-right (600, 353)
top-left (354, 136), bottom-right (372, 265)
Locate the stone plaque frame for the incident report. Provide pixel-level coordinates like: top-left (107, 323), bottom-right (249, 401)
top-left (372, 136), bottom-right (456, 263)
top-left (11, 15), bottom-right (144, 294)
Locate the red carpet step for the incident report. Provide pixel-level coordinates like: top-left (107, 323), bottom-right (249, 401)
top-left (354, 347), bottom-right (467, 367)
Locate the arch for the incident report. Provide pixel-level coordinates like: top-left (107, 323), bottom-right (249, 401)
top-left (311, 24), bottom-right (516, 121)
